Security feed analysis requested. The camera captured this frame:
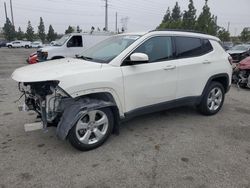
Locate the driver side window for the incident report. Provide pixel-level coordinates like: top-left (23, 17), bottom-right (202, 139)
top-left (124, 36), bottom-right (173, 65)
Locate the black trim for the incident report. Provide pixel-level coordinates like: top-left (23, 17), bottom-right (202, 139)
top-left (201, 73), bottom-right (230, 98)
top-left (123, 96), bottom-right (200, 121)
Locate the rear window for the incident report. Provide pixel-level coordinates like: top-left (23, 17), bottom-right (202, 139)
top-left (175, 37), bottom-right (213, 58)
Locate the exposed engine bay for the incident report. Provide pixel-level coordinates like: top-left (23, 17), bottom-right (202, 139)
top-left (18, 81), bottom-right (70, 129)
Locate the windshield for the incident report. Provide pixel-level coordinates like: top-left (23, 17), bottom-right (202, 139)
top-left (78, 35), bottom-right (141, 63)
top-left (54, 34), bottom-right (71, 46)
top-left (231, 45), bottom-right (248, 51)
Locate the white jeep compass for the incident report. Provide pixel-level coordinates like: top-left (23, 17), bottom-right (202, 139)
top-left (12, 30), bottom-right (232, 151)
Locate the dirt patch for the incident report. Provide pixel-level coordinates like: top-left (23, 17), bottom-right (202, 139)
top-left (2, 112), bottom-right (12, 116)
top-left (19, 172), bottom-right (33, 181)
top-left (37, 144), bottom-right (45, 148)
top-left (181, 157), bottom-right (189, 163)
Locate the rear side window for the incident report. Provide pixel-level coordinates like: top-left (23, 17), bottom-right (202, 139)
top-left (175, 37), bottom-right (213, 58)
top-left (202, 39), bottom-right (213, 53)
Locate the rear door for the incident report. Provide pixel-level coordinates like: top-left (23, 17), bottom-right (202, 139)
top-left (121, 36), bottom-right (178, 112)
top-left (174, 36), bottom-right (215, 99)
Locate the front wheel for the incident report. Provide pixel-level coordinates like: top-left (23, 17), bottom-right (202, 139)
top-left (68, 108), bottom-right (114, 151)
top-left (198, 81), bottom-right (225, 115)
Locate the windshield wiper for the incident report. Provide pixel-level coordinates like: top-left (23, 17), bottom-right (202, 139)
top-left (78, 55), bottom-right (93, 60)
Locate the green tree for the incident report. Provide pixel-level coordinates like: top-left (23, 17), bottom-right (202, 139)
top-left (196, 0), bottom-right (218, 35)
top-left (171, 2), bottom-right (182, 21)
top-left (38, 17), bottom-right (46, 43)
top-left (182, 0), bottom-right (196, 30)
top-left (3, 18), bottom-right (15, 41)
top-left (217, 28), bottom-right (230, 42)
top-left (240, 28), bottom-right (250, 42)
top-left (47, 25), bottom-right (57, 42)
top-left (25, 21), bottom-right (35, 41)
top-left (169, 2), bottom-right (182, 29)
top-left (16, 27), bottom-right (24, 40)
top-left (65, 26), bottom-right (74, 34)
top-left (157, 7), bottom-right (171, 29)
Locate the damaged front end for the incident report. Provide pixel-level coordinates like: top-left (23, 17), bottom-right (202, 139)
top-left (18, 81), bottom-right (70, 130)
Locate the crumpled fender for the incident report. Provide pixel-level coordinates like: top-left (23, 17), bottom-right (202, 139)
top-left (56, 98), bottom-right (115, 140)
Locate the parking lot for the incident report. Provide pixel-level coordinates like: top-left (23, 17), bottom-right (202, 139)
top-left (0, 48), bottom-right (250, 188)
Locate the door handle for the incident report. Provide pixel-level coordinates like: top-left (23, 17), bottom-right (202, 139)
top-left (202, 60), bottom-right (211, 64)
top-left (164, 65), bottom-right (176, 70)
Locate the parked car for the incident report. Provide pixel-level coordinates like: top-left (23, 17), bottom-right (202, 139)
top-left (222, 41), bottom-right (234, 50)
top-left (12, 30), bottom-right (232, 151)
top-left (227, 44), bottom-right (250, 63)
top-left (26, 52), bottom-right (38, 64)
top-left (0, 40), bottom-right (7, 48)
top-left (6, 40), bottom-right (31, 48)
top-left (30, 41), bottom-right (43, 48)
top-left (36, 32), bottom-right (112, 62)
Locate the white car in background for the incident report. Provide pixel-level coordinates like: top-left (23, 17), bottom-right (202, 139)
top-left (30, 41), bottom-right (43, 48)
top-left (6, 40), bottom-right (31, 48)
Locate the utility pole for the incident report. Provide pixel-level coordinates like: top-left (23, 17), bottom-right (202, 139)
top-left (4, 2), bottom-right (8, 21)
top-left (10, 0), bottom-right (14, 27)
top-left (227, 22), bottom-right (230, 32)
top-left (104, 0), bottom-right (108, 31)
top-left (115, 12), bottom-right (118, 33)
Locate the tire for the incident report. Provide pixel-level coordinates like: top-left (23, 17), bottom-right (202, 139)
top-left (198, 81), bottom-right (225, 115)
top-left (8, 45), bottom-right (12, 48)
top-left (68, 108), bottom-right (114, 151)
top-left (25, 45), bottom-right (29, 49)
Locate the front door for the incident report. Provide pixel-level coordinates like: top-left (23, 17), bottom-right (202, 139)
top-left (121, 36), bottom-right (178, 112)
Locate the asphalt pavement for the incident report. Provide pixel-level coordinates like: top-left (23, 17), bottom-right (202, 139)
top-left (0, 48), bottom-right (250, 188)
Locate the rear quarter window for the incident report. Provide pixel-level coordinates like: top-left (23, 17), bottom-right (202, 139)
top-left (175, 36), bottom-right (213, 58)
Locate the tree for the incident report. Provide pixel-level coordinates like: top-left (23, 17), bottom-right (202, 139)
top-left (157, 7), bottom-right (171, 29)
top-left (240, 28), bottom-right (250, 42)
top-left (38, 17), bottom-right (46, 43)
top-left (65, 26), bottom-right (74, 34)
top-left (163, 7), bottom-right (171, 23)
top-left (3, 18), bottom-right (15, 41)
top-left (182, 0), bottom-right (196, 30)
top-left (47, 25), bottom-right (57, 42)
top-left (217, 28), bottom-right (230, 42)
top-left (76, 25), bottom-right (82, 33)
top-left (171, 2), bottom-right (182, 21)
top-left (26, 21), bottom-right (35, 41)
top-left (196, 0), bottom-right (218, 35)
top-left (16, 27), bottom-right (24, 40)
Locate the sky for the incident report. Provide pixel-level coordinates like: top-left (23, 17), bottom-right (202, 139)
top-left (0, 0), bottom-right (250, 36)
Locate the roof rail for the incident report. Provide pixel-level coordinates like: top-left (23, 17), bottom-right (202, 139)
top-left (150, 28), bottom-right (207, 35)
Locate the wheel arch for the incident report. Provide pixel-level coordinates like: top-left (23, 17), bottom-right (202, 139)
top-left (202, 73), bottom-right (230, 99)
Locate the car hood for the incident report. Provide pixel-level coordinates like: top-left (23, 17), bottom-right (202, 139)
top-left (227, 50), bottom-right (247, 54)
top-left (12, 58), bottom-right (102, 82)
top-left (38, 45), bottom-right (60, 52)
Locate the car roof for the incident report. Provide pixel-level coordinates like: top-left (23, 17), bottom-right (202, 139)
top-left (115, 30), bottom-right (220, 41)
top-left (148, 30), bottom-right (220, 41)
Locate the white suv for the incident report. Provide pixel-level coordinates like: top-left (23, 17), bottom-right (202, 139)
top-left (12, 30), bottom-right (232, 151)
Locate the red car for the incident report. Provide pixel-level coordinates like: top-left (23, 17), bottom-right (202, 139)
top-left (27, 52), bottom-right (38, 64)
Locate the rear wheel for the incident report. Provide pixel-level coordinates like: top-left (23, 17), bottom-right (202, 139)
top-left (68, 108), bottom-right (114, 151)
top-left (198, 81), bottom-right (225, 115)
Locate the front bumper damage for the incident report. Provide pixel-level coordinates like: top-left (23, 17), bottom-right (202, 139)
top-left (18, 82), bottom-right (117, 139)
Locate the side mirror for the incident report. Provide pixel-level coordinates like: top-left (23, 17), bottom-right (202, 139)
top-left (130, 53), bottom-right (149, 63)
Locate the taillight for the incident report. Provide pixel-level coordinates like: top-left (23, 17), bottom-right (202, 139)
top-left (228, 56), bottom-right (233, 65)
